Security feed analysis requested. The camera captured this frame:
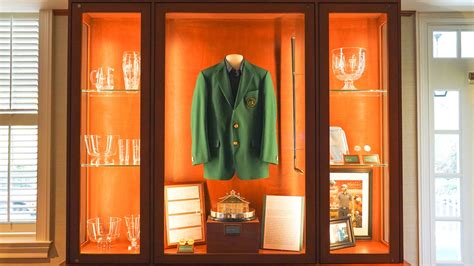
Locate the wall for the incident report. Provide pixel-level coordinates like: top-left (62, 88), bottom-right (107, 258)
top-left (401, 13), bottom-right (419, 266)
top-left (2, 14), bottom-right (68, 266)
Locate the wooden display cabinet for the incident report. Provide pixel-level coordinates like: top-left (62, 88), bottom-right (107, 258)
top-left (318, 2), bottom-right (402, 264)
top-left (67, 0), bottom-right (402, 265)
top-left (67, 3), bottom-right (151, 264)
top-left (154, 3), bottom-right (316, 264)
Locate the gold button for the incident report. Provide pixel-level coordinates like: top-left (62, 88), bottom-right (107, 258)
top-left (233, 122), bottom-right (239, 129)
top-left (233, 141), bottom-right (239, 146)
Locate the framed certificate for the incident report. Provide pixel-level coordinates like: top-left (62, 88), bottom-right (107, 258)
top-left (262, 195), bottom-right (305, 252)
top-left (164, 183), bottom-right (206, 247)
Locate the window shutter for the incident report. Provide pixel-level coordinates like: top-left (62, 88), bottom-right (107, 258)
top-left (0, 15), bottom-right (39, 113)
top-left (0, 14), bottom-right (38, 224)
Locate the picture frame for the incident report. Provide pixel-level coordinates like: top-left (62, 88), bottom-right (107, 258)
top-left (362, 154), bottom-right (380, 164)
top-left (329, 217), bottom-right (356, 250)
top-left (164, 183), bottom-right (206, 248)
top-left (343, 154), bottom-right (360, 164)
top-left (330, 168), bottom-right (373, 239)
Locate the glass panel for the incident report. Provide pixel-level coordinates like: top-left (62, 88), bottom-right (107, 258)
top-left (433, 31), bottom-right (457, 58)
top-left (434, 90), bottom-right (459, 130)
top-left (435, 221), bottom-right (462, 262)
top-left (329, 13), bottom-right (389, 255)
top-left (461, 31), bottom-right (474, 58)
top-left (79, 12), bottom-right (141, 254)
top-left (434, 134), bottom-right (460, 174)
top-left (163, 12), bottom-right (306, 255)
top-left (435, 177), bottom-right (460, 218)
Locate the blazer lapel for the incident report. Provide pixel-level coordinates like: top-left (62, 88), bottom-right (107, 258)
top-left (217, 61), bottom-right (235, 108)
top-left (234, 59), bottom-right (254, 109)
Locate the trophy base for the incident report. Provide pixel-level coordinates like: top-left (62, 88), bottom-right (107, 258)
top-left (206, 217), bottom-right (260, 253)
top-left (209, 208), bottom-right (256, 222)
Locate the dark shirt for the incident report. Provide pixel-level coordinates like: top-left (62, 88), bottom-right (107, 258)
top-left (225, 59), bottom-right (244, 101)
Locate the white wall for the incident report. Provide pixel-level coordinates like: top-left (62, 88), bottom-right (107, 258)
top-left (401, 13), bottom-right (419, 266)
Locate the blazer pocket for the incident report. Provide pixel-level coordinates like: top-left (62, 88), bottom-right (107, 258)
top-left (244, 90), bottom-right (259, 109)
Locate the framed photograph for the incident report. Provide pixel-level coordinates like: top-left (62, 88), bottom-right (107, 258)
top-left (330, 217), bottom-right (356, 250)
top-left (343, 154), bottom-right (360, 164)
top-left (330, 169), bottom-right (372, 239)
top-left (164, 183), bottom-right (206, 248)
top-left (362, 154), bottom-right (380, 164)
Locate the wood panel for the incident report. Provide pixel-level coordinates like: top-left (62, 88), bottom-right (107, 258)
top-left (318, 3), bottom-right (402, 264)
top-left (329, 14), bottom-right (387, 249)
top-left (81, 14), bottom-right (142, 246)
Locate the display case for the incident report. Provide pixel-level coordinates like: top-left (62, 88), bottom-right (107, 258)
top-left (67, 3), bottom-right (151, 264)
top-left (154, 3), bottom-right (315, 264)
top-left (67, 1), bottom-right (402, 265)
top-left (318, 3), bottom-right (402, 264)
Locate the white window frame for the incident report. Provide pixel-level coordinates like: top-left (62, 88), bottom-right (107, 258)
top-left (417, 12), bottom-right (474, 266)
top-left (0, 10), bottom-right (52, 259)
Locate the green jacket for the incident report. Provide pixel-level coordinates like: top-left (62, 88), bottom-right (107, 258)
top-left (191, 59), bottom-right (278, 180)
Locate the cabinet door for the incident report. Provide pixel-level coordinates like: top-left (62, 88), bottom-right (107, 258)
top-left (318, 3), bottom-right (402, 264)
top-left (68, 3), bottom-right (151, 264)
top-left (154, 3), bottom-right (315, 264)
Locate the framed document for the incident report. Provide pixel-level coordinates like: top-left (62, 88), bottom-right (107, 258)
top-left (262, 195), bottom-right (304, 252)
top-left (330, 169), bottom-right (372, 239)
top-left (164, 183), bottom-right (206, 247)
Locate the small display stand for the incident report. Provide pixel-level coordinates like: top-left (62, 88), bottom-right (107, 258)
top-left (206, 217), bottom-right (260, 253)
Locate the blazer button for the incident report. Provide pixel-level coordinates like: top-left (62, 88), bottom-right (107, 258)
top-left (233, 141), bottom-right (239, 146)
top-left (233, 122), bottom-right (239, 129)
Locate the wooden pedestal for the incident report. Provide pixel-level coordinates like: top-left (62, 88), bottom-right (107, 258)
top-left (206, 217), bottom-right (260, 253)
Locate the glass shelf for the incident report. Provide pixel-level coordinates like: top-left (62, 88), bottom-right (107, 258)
top-left (81, 89), bottom-right (140, 94)
top-left (330, 163), bottom-right (388, 168)
top-left (330, 89), bottom-right (387, 93)
top-left (81, 163), bottom-right (140, 168)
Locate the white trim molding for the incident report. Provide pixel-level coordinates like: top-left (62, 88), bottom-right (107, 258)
top-left (417, 12), bottom-right (474, 266)
top-left (0, 10), bottom-right (53, 259)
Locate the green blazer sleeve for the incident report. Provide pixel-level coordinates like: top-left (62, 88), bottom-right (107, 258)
top-left (191, 72), bottom-right (210, 165)
top-left (260, 72), bottom-right (278, 164)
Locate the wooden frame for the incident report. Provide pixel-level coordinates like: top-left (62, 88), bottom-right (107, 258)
top-left (164, 183), bottom-right (206, 248)
top-left (329, 217), bottom-right (356, 250)
top-left (330, 168), bottom-right (373, 240)
top-left (318, 2), bottom-right (402, 264)
top-left (67, 2), bottom-right (152, 264)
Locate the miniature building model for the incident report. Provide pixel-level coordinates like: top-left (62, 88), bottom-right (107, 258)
top-left (217, 190), bottom-right (250, 214)
top-left (210, 190), bottom-right (255, 221)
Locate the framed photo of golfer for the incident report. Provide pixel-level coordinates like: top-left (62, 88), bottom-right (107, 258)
top-left (329, 217), bottom-right (356, 250)
top-left (329, 168), bottom-right (372, 239)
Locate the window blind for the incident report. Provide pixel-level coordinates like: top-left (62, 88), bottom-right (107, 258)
top-left (0, 14), bottom-right (39, 225)
top-left (0, 15), bottom-right (39, 113)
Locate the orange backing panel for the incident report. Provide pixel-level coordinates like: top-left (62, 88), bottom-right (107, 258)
top-left (164, 14), bottom-right (306, 228)
top-left (329, 13), bottom-right (389, 251)
top-left (80, 14), bottom-right (142, 247)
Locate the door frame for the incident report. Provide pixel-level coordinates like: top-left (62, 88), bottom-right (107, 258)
top-left (417, 12), bottom-right (474, 266)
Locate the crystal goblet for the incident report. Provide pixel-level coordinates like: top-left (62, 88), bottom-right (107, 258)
top-left (124, 215), bottom-right (140, 250)
top-left (87, 217), bottom-right (122, 249)
top-left (84, 135), bottom-right (119, 165)
top-left (122, 51), bottom-right (141, 91)
top-left (331, 47), bottom-right (366, 90)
